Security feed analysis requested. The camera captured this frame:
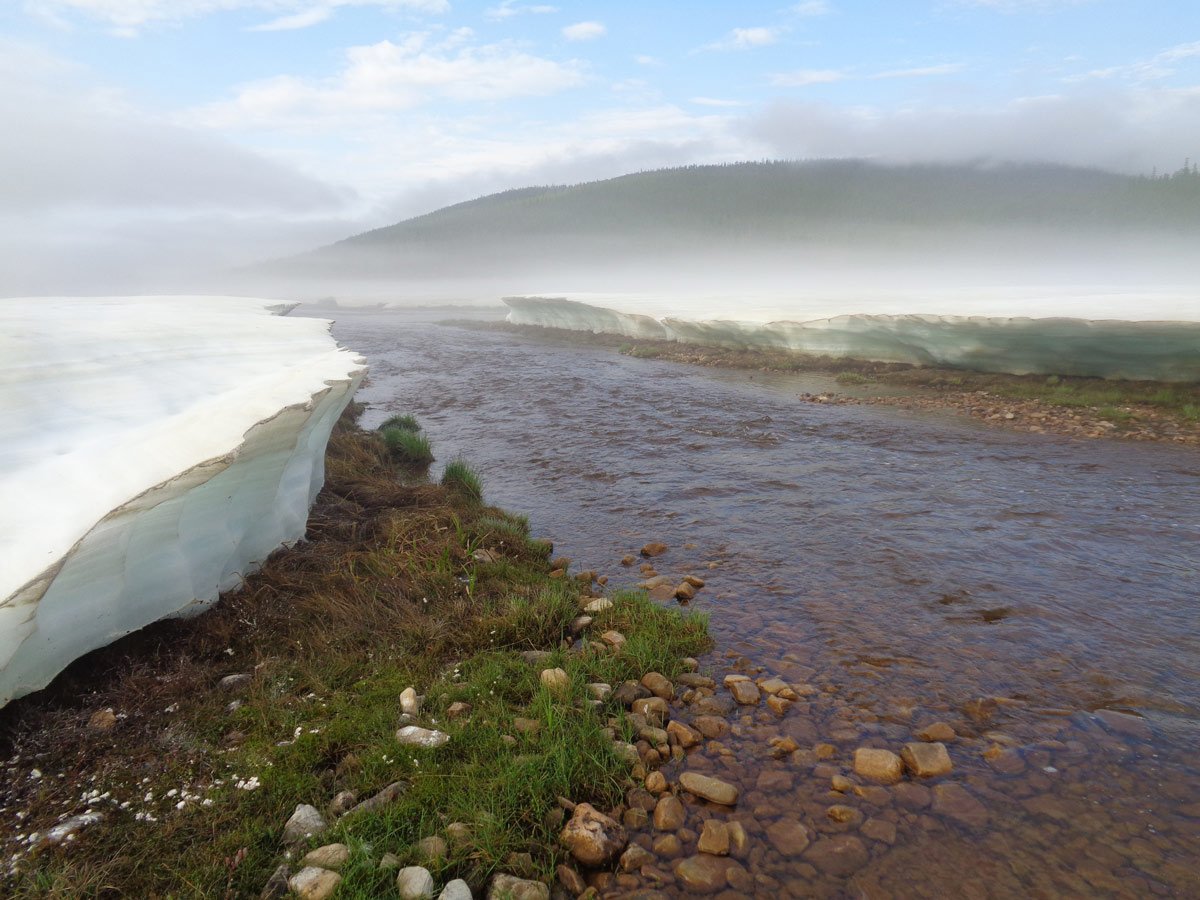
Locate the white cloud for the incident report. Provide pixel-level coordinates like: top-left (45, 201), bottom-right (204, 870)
top-left (28, 0), bottom-right (449, 33)
top-left (703, 26), bottom-right (784, 52)
top-left (192, 30), bottom-right (587, 129)
top-left (771, 68), bottom-right (845, 87)
top-left (485, 1), bottom-right (557, 20)
top-left (955, 0), bottom-right (1094, 9)
top-left (1075, 40), bottom-right (1200, 84)
top-left (791, 1), bottom-right (831, 16)
top-left (872, 63), bottom-right (965, 79)
top-left (562, 21), bottom-right (606, 42)
top-left (248, 8), bottom-right (332, 31)
top-left (0, 39), bottom-right (355, 293)
top-left (747, 87), bottom-right (1200, 174)
top-left (690, 97), bottom-right (746, 108)
top-left (635, 54), bottom-right (663, 67)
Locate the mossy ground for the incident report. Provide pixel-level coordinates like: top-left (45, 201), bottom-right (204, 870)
top-left (0, 405), bottom-right (708, 898)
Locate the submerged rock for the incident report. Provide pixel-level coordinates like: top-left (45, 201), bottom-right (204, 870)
top-left (679, 772), bottom-right (739, 805)
top-left (853, 748), bottom-right (904, 785)
top-left (900, 741), bottom-right (953, 777)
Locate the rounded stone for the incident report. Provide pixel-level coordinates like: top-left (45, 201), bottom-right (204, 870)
top-left (396, 866), bottom-right (435, 899)
top-left (674, 855), bottom-right (729, 893)
top-left (560, 802), bottom-right (627, 865)
top-left (805, 835), bottom-right (870, 877)
top-left (653, 795), bottom-right (686, 831)
top-left (853, 748), bottom-right (904, 785)
top-left (679, 772), bottom-right (739, 806)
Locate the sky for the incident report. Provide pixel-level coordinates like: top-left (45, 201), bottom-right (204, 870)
top-left (2, 0), bottom-right (1199, 292)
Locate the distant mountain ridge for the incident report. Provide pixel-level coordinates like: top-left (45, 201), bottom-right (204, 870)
top-left (275, 160), bottom-right (1200, 278)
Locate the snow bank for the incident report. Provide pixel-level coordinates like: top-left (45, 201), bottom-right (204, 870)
top-left (504, 295), bottom-right (1200, 382)
top-left (0, 296), bottom-right (366, 706)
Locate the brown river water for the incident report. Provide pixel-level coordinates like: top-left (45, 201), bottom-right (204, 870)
top-left (315, 305), bottom-right (1200, 898)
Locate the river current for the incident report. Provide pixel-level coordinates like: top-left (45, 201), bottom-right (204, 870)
top-left (317, 305), bottom-right (1200, 898)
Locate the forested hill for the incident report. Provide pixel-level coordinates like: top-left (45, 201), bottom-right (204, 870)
top-left (279, 160), bottom-right (1200, 275)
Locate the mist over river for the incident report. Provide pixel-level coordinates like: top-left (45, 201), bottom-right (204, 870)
top-left (315, 305), bottom-right (1200, 897)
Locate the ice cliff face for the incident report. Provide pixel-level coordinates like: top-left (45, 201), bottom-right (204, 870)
top-left (0, 296), bottom-right (366, 706)
top-left (504, 296), bottom-right (1200, 382)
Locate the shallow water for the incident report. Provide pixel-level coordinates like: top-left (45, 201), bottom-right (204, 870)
top-left (319, 305), bottom-right (1200, 897)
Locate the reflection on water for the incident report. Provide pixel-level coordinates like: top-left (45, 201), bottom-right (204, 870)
top-left (319, 306), bottom-right (1200, 897)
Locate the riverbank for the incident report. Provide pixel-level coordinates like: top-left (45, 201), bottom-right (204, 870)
top-left (0, 405), bottom-right (709, 898)
top-left (452, 321), bottom-right (1200, 445)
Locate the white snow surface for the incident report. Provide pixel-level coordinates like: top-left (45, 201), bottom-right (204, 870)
top-left (0, 296), bottom-right (366, 705)
top-left (504, 291), bottom-right (1200, 381)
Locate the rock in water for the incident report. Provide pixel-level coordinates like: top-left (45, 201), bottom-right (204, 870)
top-left (560, 802), bottom-right (627, 865)
top-left (0, 296), bottom-right (365, 708)
top-left (900, 741), bottom-right (953, 777)
top-left (853, 748), bottom-right (904, 784)
top-left (679, 772), bottom-right (739, 805)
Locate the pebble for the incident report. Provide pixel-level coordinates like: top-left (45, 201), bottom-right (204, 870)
top-left (680, 772), bottom-right (739, 806)
top-left (219, 673), bottom-right (252, 690)
top-left (641, 542), bottom-right (669, 557)
top-left (87, 708), bottom-right (117, 730)
top-left (583, 598), bottom-right (612, 614)
top-left (932, 783), bottom-right (990, 829)
top-left (328, 790), bottom-right (357, 817)
top-left (900, 741), bottom-right (954, 777)
top-left (447, 701), bottom-right (472, 719)
top-left (396, 866), bottom-right (435, 899)
top-left (560, 802), bottom-right (627, 865)
top-left (301, 843), bottom-right (349, 870)
top-left (283, 804), bottom-right (327, 844)
top-left (728, 681), bottom-right (761, 706)
top-left (916, 721), bottom-right (956, 742)
top-left (417, 835), bottom-right (448, 863)
top-left (692, 716), bottom-right (728, 738)
top-left (400, 686), bottom-right (421, 715)
top-left (600, 630), bottom-right (626, 649)
top-left (539, 668), bottom-right (570, 695)
top-left (666, 720), bottom-right (702, 748)
top-left (396, 726), bottom-right (450, 748)
top-left (438, 879), bottom-right (473, 900)
top-left (288, 867), bottom-right (341, 900)
top-left (674, 855), bottom-right (732, 893)
top-left (766, 820), bottom-right (811, 855)
top-left (487, 874), bottom-right (549, 899)
top-left (853, 747), bottom-right (904, 784)
top-left (641, 672), bottom-right (675, 700)
top-left (653, 795), bottom-right (686, 830)
top-left (698, 819), bottom-right (730, 855)
top-left (805, 835), bottom-right (870, 877)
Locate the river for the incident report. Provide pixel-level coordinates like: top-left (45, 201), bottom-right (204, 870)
top-left (317, 304), bottom-right (1200, 898)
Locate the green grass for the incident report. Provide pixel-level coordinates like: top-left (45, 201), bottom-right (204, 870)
top-left (2, 414), bottom-right (710, 898)
top-left (834, 371), bottom-right (872, 385)
top-left (442, 459), bottom-right (483, 504)
top-left (383, 426), bottom-right (434, 466)
top-left (380, 414), bottom-right (422, 433)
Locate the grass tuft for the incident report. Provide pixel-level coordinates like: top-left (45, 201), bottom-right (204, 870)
top-left (383, 426), bottom-right (434, 466)
top-left (442, 458), bottom-right (483, 503)
top-left (380, 413), bottom-right (422, 433)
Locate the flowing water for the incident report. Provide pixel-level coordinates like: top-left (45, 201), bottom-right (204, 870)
top-left (318, 305), bottom-right (1200, 898)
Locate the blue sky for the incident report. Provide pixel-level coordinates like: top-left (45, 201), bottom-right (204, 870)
top-left (1, 1), bottom-right (1198, 286)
